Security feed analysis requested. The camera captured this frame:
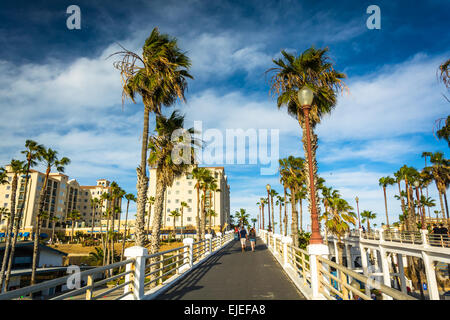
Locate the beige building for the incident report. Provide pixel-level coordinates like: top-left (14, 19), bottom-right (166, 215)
top-left (146, 166), bottom-right (231, 232)
top-left (0, 164), bottom-right (120, 235)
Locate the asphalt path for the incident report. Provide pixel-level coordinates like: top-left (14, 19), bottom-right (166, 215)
top-left (157, 237), bottom-right (305, 300)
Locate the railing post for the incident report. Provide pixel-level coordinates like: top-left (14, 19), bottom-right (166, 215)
top-left (281, 236), bottom-right (292, 269)
top-left (307, 243), bottom-right (329, 299)
top-left (205, 234), bottom-right (212, 255)
top-left (421, 251), bottom-right (440, 300)
top-left (217, 232), bottom-right (222, 248)
top-left (181, 238), bottom-right (194, 271)
top-left (85, 274), bottom-right (94, 300)
top-left (420, 229), bottom-right (430, 248)
top-left (124, 246), bottom-right (148, 300)
top-left (273, 234), bottom-right (281, 254)
top-left (396, 253), bottom-right (407, 294)
top-left (379, 247), bottom-right (393, 300)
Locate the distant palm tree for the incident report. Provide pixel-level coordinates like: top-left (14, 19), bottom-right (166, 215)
top-left (90, 198), bottom-right (99, 236)
top-left (251, 218), bottom-right (257, 229)
top-left (111, 27), bottom-right (192, 247)
top-left (147, 196), bottom-right (155, 241)
top-left (423, 152), bottom-right (449, 221)
top-left (121, 193), bottom-right (136, 261)
top-left (68, 210), bottom-right (81, 242)
top-left (180, 201), bottom-right (189, 238)
top-left (275, 195), bottom-right (284, 235)
top-left (234, 209), bottom-right (249, 226)
top-left (168, 210), bottom-right (181, 242)
top-left (378, 176), bottom-right (396, 227)
top-left (361, 210), bottom-right (377, 232)
top-left (192, 167), bottom-right (210, 241)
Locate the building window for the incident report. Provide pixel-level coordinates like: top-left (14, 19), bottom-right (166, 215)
top-left (167, 218), bottom-right (170, 222)
top-left (175, 199), bottom-right (179, 203)
top-left (188, 199), bottom-right (192, 203)
top-left (186, 174), bottom-right (193, 179)
top-left (188, 190), bottom-right (192, 194)
top-left (187, 217), bottom-right (192, 222)
top-left (188, 208), bottom-right (192, 212)
top-left (6, 186), bottom-right (10, 190)
top-left (187, 181), bottom-right (192, 186)
top-left (167, 200), bottom-right (171, 204)
top-left (175, 191), bottom-right (179, 195)
top-left (5, 194), bottom-right (9, 198)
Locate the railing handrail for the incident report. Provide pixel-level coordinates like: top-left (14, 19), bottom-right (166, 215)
top-left (0, 258), bottom-right (135, 300)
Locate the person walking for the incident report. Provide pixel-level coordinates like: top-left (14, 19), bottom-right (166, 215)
top-left (239, 226), bottom-right (248, 252)
top-left (249, 227), bottom-right (257, 252)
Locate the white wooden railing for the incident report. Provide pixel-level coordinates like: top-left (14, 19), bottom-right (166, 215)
top-left (259, 229), bottom-right (416, 300)
top-left (0, 231), bottom-right (234, 300)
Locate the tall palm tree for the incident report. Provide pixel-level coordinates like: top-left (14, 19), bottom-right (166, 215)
top-left (67, 210), bottom-right (81, 242)
top-left (207, 209), bottom-right (217, 231)
top-left (0, 160), bottom-right (25, 291)
top-left (200, 173), bottom-right (214, 240)
top-left (269, 189), bottom-right (278, 234)
top-left (147, 111), bottom-right (198, 257)
top-left (360, 210), bottom-right (377, 232)
top-left (146, 196), bottom-right (155, 241)
top-left (268, 48), bottom-right (346, 242)
top-left (31, 148), bottom-right (70, 285)
top-left (259, 197), bottom-right (267, 230)
top-left (251, 218), bottom-right (257, 229)
top-left (111, 27), bottom-right (192, 247)
top-left (4, 141), bottom-right (44, 290)
top-left (378, 176), bottom-right (396, 228)
top-left (192, 167), bottom-right (210, 241)
top-left (179, 201), bottom-right (189, 238)
top-left (121, 193), bottom-right (136, 261)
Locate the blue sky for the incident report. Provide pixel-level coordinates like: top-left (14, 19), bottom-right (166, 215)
top-left (0, 0), bottom-right (449, 231)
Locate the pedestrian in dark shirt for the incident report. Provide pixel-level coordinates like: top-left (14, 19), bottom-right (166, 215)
top-left (438, 223), bottom-right (448, 235)
top-left (239, 226), bottom-right (248, 252)
top-left (432, 224), bottom-right (440, 234)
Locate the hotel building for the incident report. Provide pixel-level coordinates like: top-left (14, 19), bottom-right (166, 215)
top-left (146, 166), bottom-right (231, 232)
top-left (0, 164), bottom-right (120, 235)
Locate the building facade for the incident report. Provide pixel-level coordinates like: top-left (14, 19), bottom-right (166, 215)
top-left (0, 164), bottom-right (120, 235)
top-left (146, 166), bottom-right (231, 232)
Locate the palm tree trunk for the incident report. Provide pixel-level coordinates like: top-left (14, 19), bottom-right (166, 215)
top-left (290, 187), bottom-right (299, 247)
top-left (6, 164), bottom-right (32, 290)
top-left (443, 191), bottom-right (449, 221)
top-left (147, 205), bottom-right (152, 241)
top-left (438, 190), bottom-right (446, 222)
top-left (299, 198), bottom-right (303, 232)
top-left (383, 186), bottom-right (390, 227)
top-left (121, 200), bottom-right (130, 262)
top-left (261, 204), bottom-right (265, 230)
top-left (180, 208), bottom-right (184, 239)
top-left (149, 172), bottom-right (167, 288)
top-left (283, 187), bottom-right (287, 236)
top-left (201, 188), bottom-right (207, 240)
top-left (135, 106), bottom-right (150, 247)
top-left (0, 176), bottom-right (17, 291)
top-left (279, 202), bottom-right (282, 235)
top-left (195, 186), bottom-right (201, 241)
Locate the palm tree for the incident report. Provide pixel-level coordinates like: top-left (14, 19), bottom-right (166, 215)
top-left (168, 210), bottom-right (181, 242)
top-left (269, 189), bottom-right (278, 233)
top-left (111, 28), bottom-right (192, 247)
top-left (234, 208), bottom-right (250, 226)
top-left (378, 176), bottom-right (396, 227)
top-left (192, 167), bottom-right (210, 240)
top-left (179, 201), bottom-right (189, 238)
top-left (275, 195), bottom-right (284, 235)
top-left (259, 197), bottom-right (267, 230)
top-left (147, 196), bottom-right (155, 241)
top-left (279, 156), bottom-right (305, 246)
top-left (67, 210), bottom-right (81, 242)
top-left (322, 196), bottom-right (356, 266)
top-left (200, 173), bottom-right (214, 240)
top-left (268, 48), bottom-right (346, 243)
top-left (31, 147), bottom-right (70, 285)
top-left (49, 215), bottom-right (60, 244)
top-left (420, 196), bottom-right (436, 220)
top-left (0, 160), bottom-right (26, 291)
top-left (90, 198), bottom-right (99, 236)
top-left (4, 141), bottom-right (44, 291)
top-left (147, 111), bottom-right (198, 259)
top-left (121, 193), bottom-right (136, 261)
top-left (360, 210), bottom-right (377, 232)
top-left (251, 218), bottom-right (257, 229)
top-left (99, 192), bottom-right (110, 255)
top-left (207, 209), bottom-right (217, 231)
top-left (423, 152), bottom-right (449, 222)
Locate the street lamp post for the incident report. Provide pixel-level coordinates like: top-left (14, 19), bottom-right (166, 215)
top-left (414, 181), bottom-right (426, 229)
top-left (298, 87), bottom-right (322, 244)
top-left (355, 196), bottom-right (361, 229)
top-left (266, 184), bottom-right (272, 232)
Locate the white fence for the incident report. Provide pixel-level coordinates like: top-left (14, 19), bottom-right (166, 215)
top-left (259, 229), bottom-right (416, 300)
top-left (0, 231), bottom-right (234, 300)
